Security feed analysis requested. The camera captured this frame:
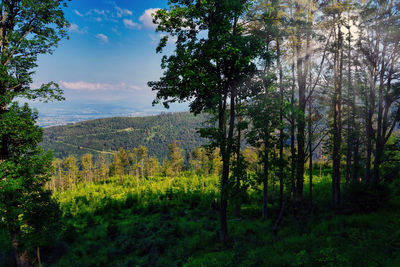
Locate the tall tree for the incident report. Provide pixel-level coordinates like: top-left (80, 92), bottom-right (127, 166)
top-left (0, 104), bottom-right (55, 266)
top-left (167, 141), bottom-right (184, 177)
top-left (63, 155), bottom-right (77, 189)
top-left (81, 153), bottom-right (93, 184)
top-left (0, 0), bottom-right (69, 160)
top-left (0, 3), bottom-right (69, 263)
top-left (149, 0), bottom-right (262, 243)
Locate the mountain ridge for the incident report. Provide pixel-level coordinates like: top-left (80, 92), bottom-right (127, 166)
top-left (41, 112), bottom-right (208, 160)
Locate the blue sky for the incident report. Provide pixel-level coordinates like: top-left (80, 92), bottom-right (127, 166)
top-left (30, 0), bottom-right (187, 122)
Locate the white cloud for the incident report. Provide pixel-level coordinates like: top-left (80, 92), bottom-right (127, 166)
top-left (74, 10), bottom-right (84, 17)
top-left (68, 23), bottom-right (88, 34)
top-left (123, 19), bottom-right (142, 29)
top-left (93, 9), bottom-right (106, 16)
top-left (115, 6), bottom-right (133, 18)
top-left (59, 81), bottom-right (142, 91)
top-left (96, 33), bottom-right (109, 44)
top-left (139, 8), bottom-right (160, 29)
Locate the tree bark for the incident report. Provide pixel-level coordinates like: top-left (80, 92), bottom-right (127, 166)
top-left (290, 58), bottom-right (296, 198)
top-left (277, 39), bottom-right (284, 210)
top-left (308, 93), bottom-right (313, 206)
top-left (345, 14), bottom-right (353, 184)
top-left (262, 137), bottom-right (269, 219)
top-left (332, 21), bottom-right (343, 210)
top-left (11, 229), bottom-right (30, 267)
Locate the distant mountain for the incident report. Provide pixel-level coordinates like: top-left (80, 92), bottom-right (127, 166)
top-left (41, 112), bottom-right (209, 160)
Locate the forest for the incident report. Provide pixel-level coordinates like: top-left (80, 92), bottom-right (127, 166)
top-left (1, 0), bottom-right (400, 266)
top-left (41, 112), bottom-right (207, 160)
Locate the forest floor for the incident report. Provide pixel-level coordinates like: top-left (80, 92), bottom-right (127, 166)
top-left (1, 171), bottom-right (400, 266)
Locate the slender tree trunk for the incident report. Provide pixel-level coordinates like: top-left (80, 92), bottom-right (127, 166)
top-left (277, 39), bottom-right (284, 210)
top-left (365, 91), bottom-right (374, 184)
top-left (290, 59), bottom-right (296, 198)
top-left (37, 246), bottom-right (42, 267)
top-left (308, 93), bottom-right (313, 206)
top-left (219, 83), bottom-right (236, 244)
top-left (295, 0), bottom-right (310, 206)
top-left (373, 37), bottom-right (388, 185)
top-left (272, 150), bottom-right (276, 203)
top-left (262, 138), bottom-right (269, 219)
top-left (332, 21), bottom-right (343, 210)
top-left (352, 65), bottom-right (360, 183)
top-left (345, 17), bottom-right (353, 184)
top-left (234, 115), bottom-right (241, 218)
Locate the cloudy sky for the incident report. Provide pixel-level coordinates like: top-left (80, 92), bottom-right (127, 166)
top-left (30, 0), bottom-right (186, 119)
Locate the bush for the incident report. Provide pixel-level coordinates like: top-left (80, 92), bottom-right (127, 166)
top-left (344, 182), bottom-right (391, 213)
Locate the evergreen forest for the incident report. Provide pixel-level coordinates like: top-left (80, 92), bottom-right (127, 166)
top-left (1, 0), bottom-right (400, 266)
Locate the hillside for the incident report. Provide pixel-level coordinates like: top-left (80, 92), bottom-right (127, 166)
top-left (41, 112), bottom-right (208, 160)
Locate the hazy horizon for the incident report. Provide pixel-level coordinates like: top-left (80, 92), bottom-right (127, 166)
top-left (26, 0), bottom-right (188, 126)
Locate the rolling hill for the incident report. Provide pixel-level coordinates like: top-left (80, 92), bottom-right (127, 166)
top-left (41, 112), bottom-right (209, 160)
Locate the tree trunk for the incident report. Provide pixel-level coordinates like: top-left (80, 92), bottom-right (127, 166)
top-left (37, 246), bottom-right (42, 267)
top-left (290, 58), bottom-right (296, 198)
top-left (332, 22), bottom-right (343, 210)
top-left (345, 17), bottom-right (353, 184)
top-left (219, 82), bottom-right (236, 244)
top-left (308, 94), bottom-right (313, 206)
top-left (234, 115), bottom-right (241, 218)
top-left (262, 138), bottom-right (269, 219)
top-left (11, 229), bottom-right (30, 267)
top-left (277, 39), bottom-right (284, 210)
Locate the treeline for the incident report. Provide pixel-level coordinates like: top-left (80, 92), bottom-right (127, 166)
top-left (42, 112), bottom-right (207, 160)
top-left (47, 142), bottom-right (226, 192)
top-left (149, 0), bottom-right (400, 242)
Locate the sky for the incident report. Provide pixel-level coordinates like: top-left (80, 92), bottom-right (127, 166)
top-left (29, 0), bottom-right (187, 124)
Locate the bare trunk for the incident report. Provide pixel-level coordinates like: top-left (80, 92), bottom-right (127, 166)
top-left (262, 139), bottom-right (269, 219)
top-left (308, 94), bottom-right (313, 206)
top-left (219, 83), bottom-right (236, 244)
top-left (278, 39), bottom-right (284, 210)
top-left (332, 22), bottom-right (343, 210)
top-left (234, 115), bottom-right (241, 218)
top-left (345, 18), bottom-right (353, 184)
top-left (290, 59), bottom-right (296, 198)
top-left (37, 246), bottom-right (42, 267)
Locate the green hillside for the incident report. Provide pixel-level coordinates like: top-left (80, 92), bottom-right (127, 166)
top-left (41, 112), bottom-right (208, 160)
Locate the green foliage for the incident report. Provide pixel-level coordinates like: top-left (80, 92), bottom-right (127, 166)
top-left (2, 168), bottom-right (398, 266)
top-left (42, 112), bottom-right (208, 160)
top-left (0, 0), bottom-right (69, 107)
top-left (0, 103), bottom-right (61, 264)
top-left (343, 182), bottom-right (391, 213)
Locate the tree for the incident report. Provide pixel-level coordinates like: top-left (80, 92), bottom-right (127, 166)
top-left (166, 141), bottom-right (184, 177)
top-left (51, 158), bottom-right (63, 191)
top-left (0, 2), bottom-right (69, 263)
top-left (149, 0), bottom-right (262, 243)
top-left (0, 104), bottom-right (56, 266)
top-left (63, 155), bottom-right (77, 189)
top-left (81, 153), bottom-right (93, 184)
top-left (145, 156), bottom-right (159, 181)
top-left (95, 153), bottom-right (109, 183)
top-left (0, 0), bottom-right (69, 158)
top-left (357, 0), bottom-right (400, 184)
